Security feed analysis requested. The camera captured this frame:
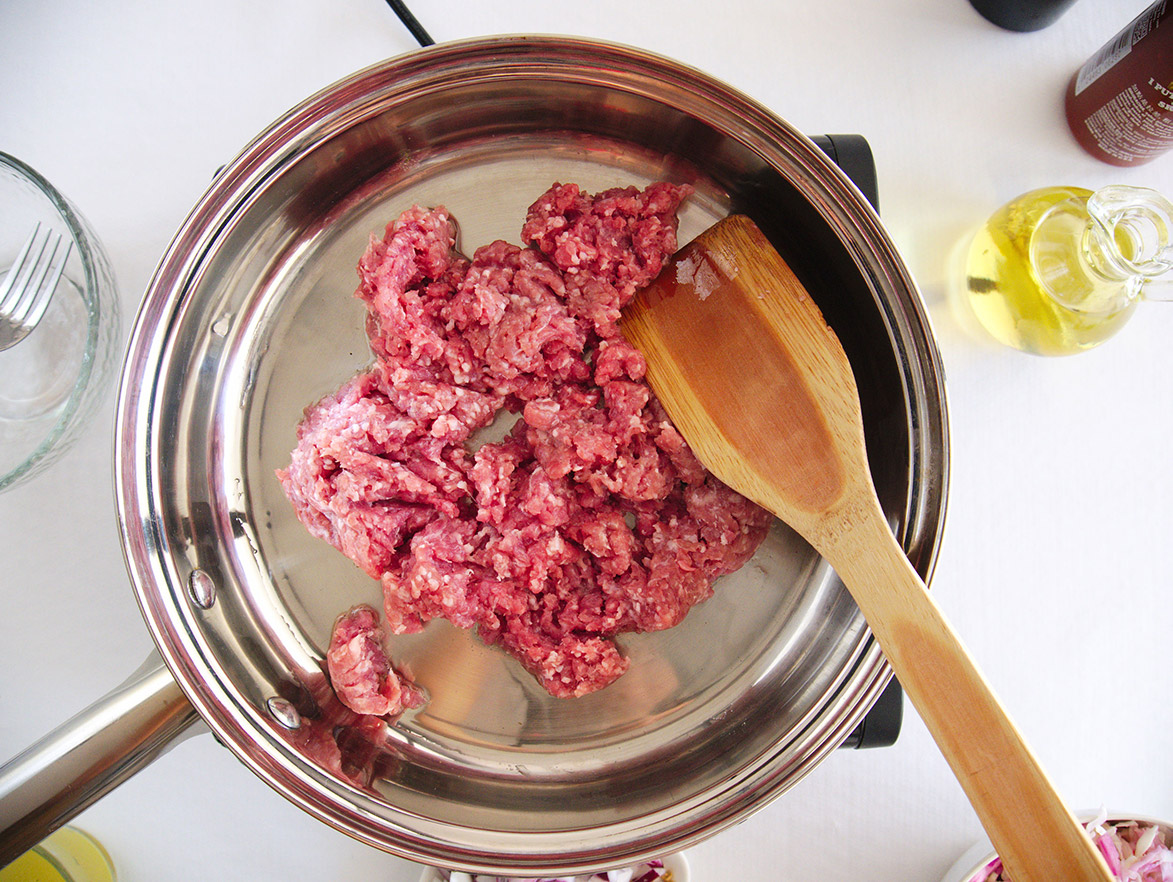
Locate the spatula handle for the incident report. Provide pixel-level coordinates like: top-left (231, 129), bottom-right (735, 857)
top-left (823, 499), bottom-right (1113, 882)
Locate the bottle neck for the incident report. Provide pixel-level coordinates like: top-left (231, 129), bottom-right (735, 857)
top-left (1086, 185), bottom-right (1173, 295)
top-left (1033, 186), bottom-right (1173, 312)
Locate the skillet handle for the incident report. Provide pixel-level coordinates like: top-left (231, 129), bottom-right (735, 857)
top-left (0, 652), bottom-right (201, 866)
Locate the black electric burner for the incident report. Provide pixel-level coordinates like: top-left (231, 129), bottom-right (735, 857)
top-left (812, 133), bottom-right (903, 749)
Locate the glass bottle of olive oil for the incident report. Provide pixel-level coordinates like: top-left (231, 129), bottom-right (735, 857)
top-left (965, 184), bottom-right (1173, 356)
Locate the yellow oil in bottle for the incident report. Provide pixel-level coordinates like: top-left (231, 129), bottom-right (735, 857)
top-left (0, 827), bottom-right (116, 882)
top-left (964, 186), bottom-right (1138, 356)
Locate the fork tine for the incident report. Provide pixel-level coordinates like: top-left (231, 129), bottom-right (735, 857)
top-left (21, 236), bottom-right (72, 330)
top-left (0, 223), bottom-right (44, 312)
top-left (7, 230), bottom-right (63, 324)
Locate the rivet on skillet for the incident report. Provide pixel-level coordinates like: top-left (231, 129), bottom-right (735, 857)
top-left (187, 569), bottom-right (216, 609)
top-left (266, 697), bottom-right (302, 730)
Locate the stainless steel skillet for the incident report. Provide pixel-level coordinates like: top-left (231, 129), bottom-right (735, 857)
top-left (0, 36), bottom-right (948, 875)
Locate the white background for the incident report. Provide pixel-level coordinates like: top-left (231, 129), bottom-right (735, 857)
top-left (2, 1), bottom-right (1172, 880)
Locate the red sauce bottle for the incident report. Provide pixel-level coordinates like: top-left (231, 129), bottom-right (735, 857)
top-left (1065, 0), bottom-right (1173, 167)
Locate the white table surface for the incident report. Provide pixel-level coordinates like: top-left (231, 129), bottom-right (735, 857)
top-left (2, 1), bottom-right (1171, 880)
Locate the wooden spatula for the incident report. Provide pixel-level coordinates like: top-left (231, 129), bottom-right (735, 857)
top-left (621, 215), bottom-right (1113, 882)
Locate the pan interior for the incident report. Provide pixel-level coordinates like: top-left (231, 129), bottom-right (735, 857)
top-left (133, 41), bottom-right (941, 870)
top-left (222, 140), bottom-right (863, 824)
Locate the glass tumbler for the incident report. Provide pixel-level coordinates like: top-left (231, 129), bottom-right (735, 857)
top-left (0, 152), bottom-right (121, 491)
top-left (0, 826), bottom-right (116, 882)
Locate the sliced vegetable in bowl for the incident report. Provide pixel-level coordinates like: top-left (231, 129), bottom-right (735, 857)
top-left (419, 854), bottom-right (688, 882)
top-left (945, 811), bottom-right (1173, 882)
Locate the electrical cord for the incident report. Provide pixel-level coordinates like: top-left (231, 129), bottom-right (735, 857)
top-left (384, 0), bottom-right (434, 46)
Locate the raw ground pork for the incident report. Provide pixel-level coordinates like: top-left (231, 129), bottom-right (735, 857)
top-left (279, 182), bottom-right (772, 704)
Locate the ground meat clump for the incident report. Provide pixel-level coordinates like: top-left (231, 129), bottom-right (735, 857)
top-left (326, 605), bottom-right (426, 716)
top-left (279, 182), bottom-right (773, 699)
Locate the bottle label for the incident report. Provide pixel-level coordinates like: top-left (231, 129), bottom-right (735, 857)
top-left (1082, 84), bottom-right (1173, 162)
top-left (1074, 1), bottom-right (1167, 95)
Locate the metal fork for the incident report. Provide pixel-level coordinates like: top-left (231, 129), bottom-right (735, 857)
top-left (0, 223), bottom-right (73, 351)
